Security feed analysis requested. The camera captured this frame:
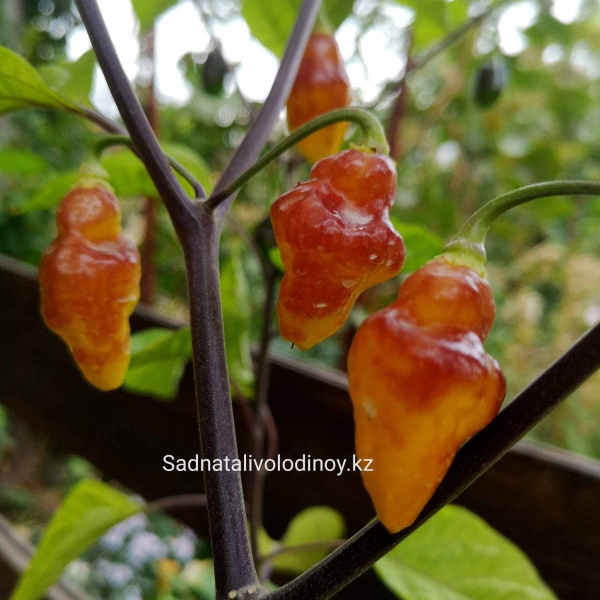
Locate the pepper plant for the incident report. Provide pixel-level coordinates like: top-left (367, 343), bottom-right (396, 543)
top-left (1, 1), bottom-right (600, 600)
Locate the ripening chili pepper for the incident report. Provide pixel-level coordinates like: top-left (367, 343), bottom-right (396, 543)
top-left (39, 183), bottom-right (141, 391)
top-left (348, 256), bottom-right (506, 533)
top-left (472, 58), bottom-right (508, 109)
top-left (271, 148), bottom-right (406, 350)
top-left (287, 32), bottom-right (351, 163)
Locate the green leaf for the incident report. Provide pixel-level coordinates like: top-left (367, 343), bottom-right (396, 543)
top-left (123, 327), bottom-right (192, 400)
top-left (38, 51), bottom-right (96, 105)
top-left (56, 50), bottom-right (96, 105)
top-left (13, 171), bottom-right (78, 214)
top-left (131, 0), bottom-right (178, 34)
top-left (390, 217), bottom-right (445, 272)
top-left (242, 0), bottom-right (354, 56)
top-left (221, 245), bottom-right (255, 398)
top-left (272, 506), bottom-right (346, 574)
top-left (101, 144), bottom-right (212, 200)
top-left (0, 149), bottom-right (48, 176)
top-left (374, 505), bottom-right (557, 600)
top-left (9, 480), bottom-right (142, 600)
top-left (0, 46), bottom-right (76, 115)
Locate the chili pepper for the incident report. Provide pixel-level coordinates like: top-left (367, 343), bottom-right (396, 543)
top-left (203, 45), bottom-right (228, 96)
top-left (348, 256), bottom-right (506, 533)
top-left (287, 32), bottom-right (351, 163)
top-left (472, 58), bottom-right (508, 109)
top-left (39, 183), bottom-right (141, 391)
top-left (271, 148), bottom-right (405, 350)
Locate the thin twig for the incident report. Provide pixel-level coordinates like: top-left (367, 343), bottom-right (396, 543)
top-left (386, 30), bottom-right (413, 160)
top-left (373, 0), bottom-right (513, 108)
top-left (74, 0), bottom-right (196, 239)
top-left (209, 0), bottom-right (323, 226)
top-left (249, 268), bottom-right (278, 564)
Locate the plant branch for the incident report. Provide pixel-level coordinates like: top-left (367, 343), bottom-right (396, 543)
top-left (446, 180), bottom-right (600, 259)
top-left (373, 0), bottom-right (513, 108)
top-left (411, 0), bottom-right (512, 71)
top-left (207, 108), bottom-right (388, 209)
top-left (210, 0), bottom-right (323, 226)
top-left (74, 0), bottom-right (196, 238)
top-left (267, 322), bottom-right (600, 600)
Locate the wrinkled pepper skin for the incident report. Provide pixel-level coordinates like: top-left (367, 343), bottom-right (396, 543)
top-left (348, 258), bottom-right (506, 533)
top-left (271, 149), bottom-right (405, 350)
top-left (39, 184), bottom-right (141, 391)
top-left (287, 32), bottom-right (351, 163)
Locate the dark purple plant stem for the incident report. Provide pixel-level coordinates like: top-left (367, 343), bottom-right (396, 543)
top-left (180, 215), bottom-right (261, 596)
top-left (74, 0), bottom-right (195, 239)
top-left (210, 0), bottom-right (322, 225)
top-left (268, 321), bottom-right (600, 600)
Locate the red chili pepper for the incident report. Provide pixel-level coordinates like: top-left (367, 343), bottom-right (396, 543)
top-left (271, 148), bottom-right (405, 350)
top-left (287, 32), bottom-right (351, 163)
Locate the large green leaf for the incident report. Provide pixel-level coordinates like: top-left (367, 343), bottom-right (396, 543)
top-left (242, 0), bottom-right (354, 56)
top-left (375, 505), bottom-right (557, 600)
top-left (123, 327), bottom-right (192, 399)
top-left (102, 143), bottom-right (213, 200)
top-left (389, 217), bottom-right (445, 272)
top-left (131, 0), bottom-right (178, 33)
top-left (220, 245), bottom-right (255, 398)
top-left (9, 480), bottom-right (142, 600)
top-left (271, 506), bottom-right (345, 574)
top-left (0, 46), bottom-right (76, 115)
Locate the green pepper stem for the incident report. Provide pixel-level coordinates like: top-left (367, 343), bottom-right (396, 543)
top-left (92, 134), bottom-right (205, 199)
top-left (314, 7), bottom-right (333, 34)
top-left (206, 107), bottom-right (389, 210)
top-left (445, 180), bottom-right (600, 266)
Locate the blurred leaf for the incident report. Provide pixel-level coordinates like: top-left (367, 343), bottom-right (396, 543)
top-left (375, 505), bottom-right (557, 600)
top-left (124, 327), bottom-right (192, 400)
top-left (102, 143), bottom-right (212, 200)
top-left (390, 217), bottom-right (445, 272)
top-left (0, 46), bottom-right (76, 115)
top-left (9, 480), bottom-right (142, 600)
top-left (0, 149), bottom-right (48, 176)
top-left (131, 0), bottom-right (178, 33)
top-left (38, 50), bottom-right (96, 105)
top-left (242, 0), bottom-right (353, 56)
top-left (221, 245), bottom-right (255, 398)
top-left (14, 171), bottom-right (78, 214)
top-left (272, 506), bottom-right (346, 574)
top-left (55, 50), bottom-right (96, 105)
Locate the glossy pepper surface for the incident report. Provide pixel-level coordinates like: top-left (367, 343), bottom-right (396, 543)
top-left (39, 184), bottom-right (141, 391)
top-left (348, 257), bottom-right (506, 533)
top-left (287, 32), bottom-right (351, 163)
top-left (271, 149), bottom-right (405, 350)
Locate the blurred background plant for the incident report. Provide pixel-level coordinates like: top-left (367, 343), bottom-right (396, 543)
top-left (1, 0), bottom-right (600, 598)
